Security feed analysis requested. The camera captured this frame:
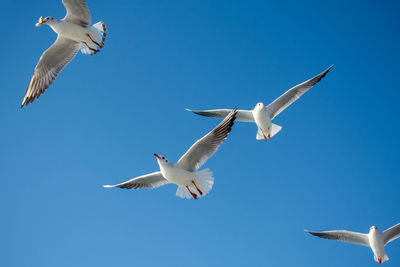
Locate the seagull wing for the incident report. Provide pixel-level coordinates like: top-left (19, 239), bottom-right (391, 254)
top-left (382, 223), bottom-right (400, 245)
top-left (306, 230), bottom-right (370, 247)
top-left (176, 110), bottom-right (237, 172)
top-left (267, 66), bottom-right (332, 120)
top-left (103, 171), bottom-right (169, 189)
top-left (62, 0), bottom-right (91, 27)
top-left (186, 108), bottom-right (253, 122)
top-left (21, 37), bottom-right (80, 108)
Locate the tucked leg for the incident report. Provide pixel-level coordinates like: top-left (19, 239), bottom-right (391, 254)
top-left (86, 34), bottom-right (104, 48)
top-left (186, 186), bottom-right (198, 199)
top-left (260, 129), bottom-right (268, 141)
top-left (82, 41), bottom-right (98, 55)
top-left (192, 181), bottom-right (203, 196)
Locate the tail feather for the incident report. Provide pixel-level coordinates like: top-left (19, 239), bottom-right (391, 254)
top-left (80, 21), bottom-right (107, 55)
top-left (176, 185), bottom-right (192, 199)
top-left (374, 254), bottom-right (389, 263)
top-left (175, 169), bottom-right (214, 199)
top-left (270, 123), bottom-right (282, 137)
top-left (256, 123), bottom-right (282, 140)
top-left (194, 168), bottom-right (214, 196)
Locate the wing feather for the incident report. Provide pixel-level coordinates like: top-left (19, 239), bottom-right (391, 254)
top-left (267, 66), bottom-right (332, 120)
top-left (21, 37), bottom-right (80, 108)
top-left (306, 230), bottom-right (370, 247)
top-left (186, 108), bottom-right (253, 122)
top-left (176, 110), bottom-right (237, 171)
top-left (62, 0), bottom-right (91, 26)
top-left (103, 172), bottom-right (169, 190)
top-left (382, 223), bottom-right (400, 245)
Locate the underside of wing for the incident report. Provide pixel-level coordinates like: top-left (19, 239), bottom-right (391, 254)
top-left (267, 66), bottom-right (332, 120)
top-left (21, 37), bottom-right (80, 108)
top-left (62, 0), bottom-right (91, 26)
top-left (306, 230), bottom-right (370, 247)
top-left (103, 172), bottom-right (169, 189)
top-left (383, 223), bottom-right (400, 245)
top-left (186, 108), bottom-right (253, 122)
top-left (177, 110), bottom-right (237, 172)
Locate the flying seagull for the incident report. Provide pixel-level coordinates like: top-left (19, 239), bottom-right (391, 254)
top-left (306, 223), bottom-right (400, 264)
top-left (104, 110), bottom-right (238, 199)
top-left (186, 66), bottom-right (332, 141)
top-left (21, 0), bottom-right (107, 108)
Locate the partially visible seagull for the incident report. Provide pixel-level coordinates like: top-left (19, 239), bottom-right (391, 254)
top-left (21, 0), bottom-right (107, 108)
top-left (186, 66), bottom-right (332, 141)
top-left (103, 110), bottom-right (238, 199)
top-left (306, 223), bottom-right (400, 264)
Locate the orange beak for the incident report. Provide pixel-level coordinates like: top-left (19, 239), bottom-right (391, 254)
top-left (154, 153), bottom-right (160, 159)
top-left (260, 103), bottom-right (265, 108)
top-left (36, 16), bottom-right (44, 27)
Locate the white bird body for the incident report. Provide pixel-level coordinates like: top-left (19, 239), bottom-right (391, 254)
top-left (252, 103), bottom-right (272, 140)
top-left (46, 19), bottom-right (95, 45)
top-left (368, 228), bottom-right (389, 263)
top-left (306, 224), bottom-right (400, 264)
top-left (158, 160), bottom-right (196, 186)
top-left (187, 66), bottom-right (332, 141)
top-left (154, 155), bottom-right (215, 199)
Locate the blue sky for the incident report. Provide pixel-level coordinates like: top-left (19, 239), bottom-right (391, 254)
top-left (1, 0), bottom-right (400, 266)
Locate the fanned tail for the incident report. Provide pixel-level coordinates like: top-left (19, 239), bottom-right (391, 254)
top-left (374, 254), bottom-right (389, 263)
top-left (256, 123), bottom-right (282, 140)
top-left (81, 21), bottom-right (107, 55)
top-left (175, 169), bottom-right (214, 199)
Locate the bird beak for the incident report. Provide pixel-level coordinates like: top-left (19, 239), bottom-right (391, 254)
top-left (154, 153), bottom-right (160, 159)
top-left (36, 16), bottom-right (44, 27)
top-left (260, 103), bottom-right (265, 108)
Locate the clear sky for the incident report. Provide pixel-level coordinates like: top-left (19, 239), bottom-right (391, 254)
top-left (1, 0), bottom-right (400, 266)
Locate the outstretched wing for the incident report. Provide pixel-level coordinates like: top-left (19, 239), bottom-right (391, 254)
top-left (267, 66), bottom-right (332, 120)
top-left (62, 0), bottom-right (91, 27)
top-left (186, 108), bottom-right (253, 122)
top-left (21, 37), bottom-right (80, 108)
top-left (306, 230), bottom-right (370, 247)
top-left (103, 172), bottom-right (169, 189)
top-left (177, 110), bottom-right (237, 172)
top-left (382, 223), bottom-right (400, 245)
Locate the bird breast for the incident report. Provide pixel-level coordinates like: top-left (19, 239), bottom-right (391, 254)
top-left (369, 232), bottom-right (385, 255)
top-left (160, 164), bottom-right (194, 185)
top-left (252, 108), bottom-right (271, 129)
top-left (52, 21), bottom-right (89, 42)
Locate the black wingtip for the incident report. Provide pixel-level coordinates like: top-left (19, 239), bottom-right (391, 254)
top-left (20, 100), bottom-right (27, 109)
top-left (321, 65), bottom-right (333, 76)
top-left (325, 65), bottom-right (333, 73)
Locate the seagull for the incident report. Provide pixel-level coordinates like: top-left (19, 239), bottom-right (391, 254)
top-left (186, 66), bottom-right (332, 141)
top-left (21, 0), bottom-right (107, 108)
top-left (103, 110), bottom-right (238, 199)
top-left (306, 223), bottom-right (400, 264)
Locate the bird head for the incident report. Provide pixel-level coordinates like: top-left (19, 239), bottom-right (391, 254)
top-left (254, 102), bottom-right (265, 110)
top-left (370, 226), bottom-right (378, 232)
top-left (154, 153), bottom-right (169, 164)
top-left (35, 16), bottom-right (54, 27)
